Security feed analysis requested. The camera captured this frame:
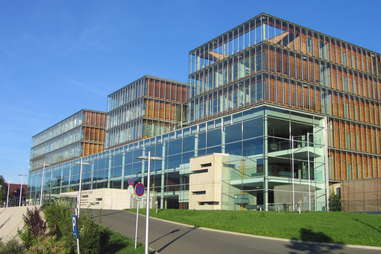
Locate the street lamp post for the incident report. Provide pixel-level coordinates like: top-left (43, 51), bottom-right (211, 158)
top-left (6, 182), bottom-right (10, 208)
top-left (18, 174), bottom-right (27, 207)
top-left (76, 158), bottom-right (89, 217)
top-left (137, 152), bottom-right (162, 254)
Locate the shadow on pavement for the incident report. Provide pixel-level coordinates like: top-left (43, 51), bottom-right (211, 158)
top-left (0, 217), bottom-right (11, 230)
top-left (83, 209), bottom-right (126, 220)
top-left (155, 227), bottom-right (198, 253)
top-left (287, 228), bottom-right (344, 254)
top-left (150, 229), bottom-right (181, 245)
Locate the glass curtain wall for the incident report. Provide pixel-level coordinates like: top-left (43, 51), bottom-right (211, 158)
top-left (28, 105), bottom-right (327, 211)
top-left (221, 108), bottom-right (327, 211)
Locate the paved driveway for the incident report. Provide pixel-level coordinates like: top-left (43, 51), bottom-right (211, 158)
top-left (85, 209), bottom-right (380, 254)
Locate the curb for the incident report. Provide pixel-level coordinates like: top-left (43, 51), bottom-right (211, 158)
top-left (144, 214), bottom-right (381, 251)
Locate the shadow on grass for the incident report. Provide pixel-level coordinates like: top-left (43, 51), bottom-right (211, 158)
top-left (287, 228), bottom-right (344, 254)
top-left (353, 218), bottom-right (381, 234)
top-left (100, 227), bottom-right (140, 254)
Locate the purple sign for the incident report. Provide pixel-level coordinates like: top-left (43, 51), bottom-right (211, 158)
top-left (134, 183), bottom-right (145, 197)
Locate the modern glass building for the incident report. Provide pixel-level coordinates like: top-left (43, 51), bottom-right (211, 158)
top-left (28, 13), bottom-right (381, 211)
top-left (106, 75), bottom-right (188, 148)
top-left (30, 110), bottom-right (106, 171)
top-left (188, 13), bottom-right (381, 183)
top-left (29, 105), bottom-right (328, 211)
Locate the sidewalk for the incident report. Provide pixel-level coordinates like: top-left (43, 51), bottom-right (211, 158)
top-left (0, 206), bottom-right (39, 242)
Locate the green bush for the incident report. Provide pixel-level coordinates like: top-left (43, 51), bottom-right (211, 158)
top-left (18, 207), bottom-right (46, 249)
top-left (43, 201), bottom-right (75, 252)
top-left (329, 193), bottom-right (342, 211)
top-left (41, 202), bottom-right (145, 253)
top-left (0, 238), bottom-right (24, 254)
top-left (78, 216), bottom-right (101, 254)
top-left (43, 202), bottom-right (73, 238)
top-left (25, 235), bottom-right (67, 254)
top-left (18, 227), bottom-right (34, 250)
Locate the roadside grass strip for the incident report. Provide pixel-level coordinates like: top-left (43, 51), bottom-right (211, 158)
top-left (132, 209), bottom-right (381, 247)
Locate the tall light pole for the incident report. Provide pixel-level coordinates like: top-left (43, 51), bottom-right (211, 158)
top-left (137, 152), bottom-right (162, 254)
top-left (40, 162), bottom-right (48, 206)
top-left (0, 171), bottom-right (10, 207)
top-left (6, 182), bottom-right (10, 208)
top-left (18, 174), bottom-right (27, 207)
top-left (76, 158), bottom-right (89, 217)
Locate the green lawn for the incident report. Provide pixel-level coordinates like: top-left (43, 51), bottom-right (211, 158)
top-left (101, 229), bottom-right (145, 254)
top-left (137, 209), bottom-right (381, 247)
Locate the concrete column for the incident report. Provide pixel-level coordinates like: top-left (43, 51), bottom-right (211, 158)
top-left (264, 116), bottom-right (269, 211)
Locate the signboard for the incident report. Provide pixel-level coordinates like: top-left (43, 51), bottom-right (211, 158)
top-left (72, 215), bottom-right (79, 239)
top-left (135, 183), bottom-right (145, 197)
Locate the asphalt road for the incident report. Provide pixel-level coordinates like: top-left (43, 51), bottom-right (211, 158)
top-left (85, 209), bottom-right (380, 254)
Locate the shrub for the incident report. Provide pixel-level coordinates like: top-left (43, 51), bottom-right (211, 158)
top-left (18, 207), bottom-right (46, 249)
top-left (25, 235), bottom-right (67, 254)
top-left (42, 202), bottom-right (75, 252)
top-left (0, 238), bottom-right (24, 254)
top-left (329, 193), bottom-right (342, 211)
top-left (78, 216), bottom-right (101, 254)
top-left (43, 202), bottom-right (72, 238)
top-left (18, 227), bottom-right (34, 249)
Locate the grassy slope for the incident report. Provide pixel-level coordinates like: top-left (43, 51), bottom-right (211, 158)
top-left (103, 230), bottom-right (145, 254)
top-left (143, 209), bottom-right (381, 247)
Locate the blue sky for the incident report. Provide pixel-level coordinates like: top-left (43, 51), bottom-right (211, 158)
top-left (0, 0), bottom-right (380, 184)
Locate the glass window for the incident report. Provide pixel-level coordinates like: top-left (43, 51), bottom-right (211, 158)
top-left (182, 152), bottom-right (194, 164)
top-left (243, 138), bottom-right (264, 156)
top-left (183, 135), bottom-right (195, 152)
top-left (225, 141), bottom-right (242, 155)
top-left (82, 164), bottom-right (91, 183)
top-left (225, 123), bottom-right (242, 143)
top-left (199, 123), bottom-right (206, 132)
top-left (110, 180), bottom-right (121, 189)
top-left (167, 155), bottom-right (181, 169)
top-left (132, 149), bottom-right (143, 164)
top-left (125, 151), bottom-right (133, 164)
top-left (131, 162), bottom-right (141, 175)
top-left (207, 146), bottom-right (222, 154)
top-left (124, 164), bottom-right (133, 176)
top-left (198, 149), bottom-right (206, 156)
top-left (152, 160), bottom-right (162, 171)
top-left (207, 129), bottom-right (221, 147)
top-left (111, 166), bottom-right (122, 178)
top-left (243, 118), bottom-right (263, 139)
top-left (112, 154), bottom-right (123, 167)
top-left (198, 132), bottom-right (206, 149)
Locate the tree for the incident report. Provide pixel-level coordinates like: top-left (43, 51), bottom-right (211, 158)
top-left (329, 193), bottom-right (341, 211)
top-left (0, 175), bottom-right (7, 203)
